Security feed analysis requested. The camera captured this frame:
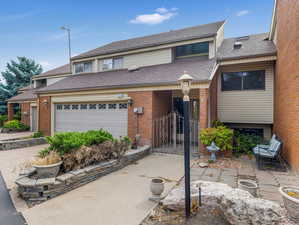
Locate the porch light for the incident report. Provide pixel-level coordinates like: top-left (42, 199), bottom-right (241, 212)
top-left (178, 71), bottom-right (194, 102)
top-left (128, 99), bottom-right (133, 106)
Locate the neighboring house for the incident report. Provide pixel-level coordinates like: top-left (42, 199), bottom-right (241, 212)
top-left (269, 0), bottom-right (299, 172)
top-left (7, 20), bottom-right (277, 150)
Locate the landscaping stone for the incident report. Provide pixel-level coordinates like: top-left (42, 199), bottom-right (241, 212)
top-left (0, 137), bottom-right (47, 151)
top-left (162, 180), bottom-right (285, 225)
top-left (16, 145), bottom-right (150, 206)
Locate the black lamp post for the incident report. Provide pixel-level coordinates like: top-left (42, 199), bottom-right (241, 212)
top-left (178, 71), bottom-right (194, 218)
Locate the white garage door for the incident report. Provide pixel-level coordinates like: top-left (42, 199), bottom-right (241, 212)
top-left (54, 102), bottom-right (128, 138)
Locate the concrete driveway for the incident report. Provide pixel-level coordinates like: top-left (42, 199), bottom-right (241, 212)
top-left (22, 153), bottom-right (184, 225)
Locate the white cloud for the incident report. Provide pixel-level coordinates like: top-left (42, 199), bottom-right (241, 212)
top-left (155, 8), bottom-right (169, 14)
top-left (130, 7), bottom-right (178, 25)
top-left (236, 10), bottom-right (250, 17)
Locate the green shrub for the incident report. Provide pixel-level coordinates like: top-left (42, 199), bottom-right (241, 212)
top-left (46, 129), bottom-right (114, 156)
top-left (0, 115), bottom-right (8, 127)
top-left (38, 148), bottom-right (51, 158)
top-left (13, 111), bottom-right (21, 121)
top-left (200, 126), bottom-right (234, 151)
top-left (234, 132), bottom-right (262, 155)
top-left (212, 120), bottom-right (224, 128)
top-left (32, 131), bottom-right (44, 138)
top-left (3, 120), bottom-right (30, 131)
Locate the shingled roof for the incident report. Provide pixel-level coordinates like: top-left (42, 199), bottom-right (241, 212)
top-left (37, 56), bottom-right (216, 94)
top-left (7, 88), bottom-right (39, 102)
top-left (217, 33), bottom-right (276, 61)
top-left (34, 64), bottom-right (71, 78)
top-left (72, 21), bottom-right (225, 60)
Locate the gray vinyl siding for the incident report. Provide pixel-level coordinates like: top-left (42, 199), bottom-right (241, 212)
top-left (123, 49), bottom-right (172, 69)
top-left (217, 62), bottom-right (274, 124)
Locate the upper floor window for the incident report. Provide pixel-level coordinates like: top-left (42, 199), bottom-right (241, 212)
top-left (101, 57), bottom-right (123, 71)
top-left (175, 42), bottom-right (209, 58)
top-left (221, 70), bottom-right (265, 91)
top-left (74, 61), bottom-right (92, 73)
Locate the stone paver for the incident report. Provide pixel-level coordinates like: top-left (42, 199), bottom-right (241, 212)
top-left (191, 157), bottom-right (299, 205)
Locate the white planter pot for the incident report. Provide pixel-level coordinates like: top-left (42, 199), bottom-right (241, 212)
top-left (150, 178), bottom-right (165, 201)
top-left (32, 161), bottom-right (62, 179)
top-left (238, 179), bottom-right (258, 197)
top-left (279, 186), bottom-right (299, 221)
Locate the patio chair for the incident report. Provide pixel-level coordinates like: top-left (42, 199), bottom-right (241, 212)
top-left (253, 134), bottom-right (276, 151)
top-left (253, 138), bottom-right (283, 170)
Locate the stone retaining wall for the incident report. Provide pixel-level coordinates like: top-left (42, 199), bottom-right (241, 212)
top-left (16, 146), bottom-right (150, 206)
top-left (0, 137), bottom-right (47, 150)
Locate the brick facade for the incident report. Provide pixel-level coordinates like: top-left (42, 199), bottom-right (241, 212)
top-left (7, 103), bottom-right (14, 121)
top-left (210, 73), bottom-right (218, 123)
top-left (273, 0), bottom-right (299, 171)
top-left (199, 88), bottom-right (209, 129)
top-left (128, 90), bottom-right (172, 146)
top-left (38, 96), bottom-right (51, 136)
top-left (20, 102), bottom-right (30, 126)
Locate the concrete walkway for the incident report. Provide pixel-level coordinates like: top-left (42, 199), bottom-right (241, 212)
top-left (0, 132), bottom-right (33, 141)
top-left (22, 153), bottom-right (184, 225)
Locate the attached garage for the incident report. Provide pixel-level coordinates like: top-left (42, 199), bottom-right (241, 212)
top-left (54, 102), bottom-right (128, 138)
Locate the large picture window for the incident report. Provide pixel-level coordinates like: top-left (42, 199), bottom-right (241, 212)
top-left (175, 42), bottom-right (209, 58)
top-left (221, 70), bottom-right (265, 91)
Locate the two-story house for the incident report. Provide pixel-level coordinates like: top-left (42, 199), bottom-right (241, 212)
top-left (7, 20), bottom-right (277, 149)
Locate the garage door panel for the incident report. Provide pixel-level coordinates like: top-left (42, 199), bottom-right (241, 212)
top-left (55, 103), bottom-right (128, 138)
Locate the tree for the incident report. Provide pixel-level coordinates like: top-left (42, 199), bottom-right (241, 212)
top-left (0, 57), bottom-right (43, 114)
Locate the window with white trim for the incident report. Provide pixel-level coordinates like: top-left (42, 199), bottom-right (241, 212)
top-left (101, 57), bottom-right (123, 71)
top-left (74, 61), bottom-right (92, 73)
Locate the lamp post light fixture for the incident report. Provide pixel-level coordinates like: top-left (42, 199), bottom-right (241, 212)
top-left (60, 26), bottom-right (72, 72)
top-left (178, 71), bottom-right (194, 218)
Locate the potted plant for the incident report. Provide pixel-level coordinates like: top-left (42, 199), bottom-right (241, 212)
top-left (279, 186), bottom-right (299, 221)
top-left (200, 126), bottom-right (234, 157)
top-left (31, 151), bottom-right (62, 178)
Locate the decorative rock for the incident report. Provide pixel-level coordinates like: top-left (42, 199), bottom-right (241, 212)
top-left (36, 178), bottom-right (56, 186)
top-left (162, 180), bottom-right (284, 225)
top-left (198, 163), bottom-right (209, 168)
top-left (0, 137), bottom-right (47, 151)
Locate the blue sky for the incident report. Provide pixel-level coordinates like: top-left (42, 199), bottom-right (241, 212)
top-left (0, 0), bottom-right (274, 74)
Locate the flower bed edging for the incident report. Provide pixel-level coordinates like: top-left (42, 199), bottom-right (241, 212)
top-left (0, 137), bottom-right (47, 151)
top-left (16, 145), bottom-right (150, 206)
